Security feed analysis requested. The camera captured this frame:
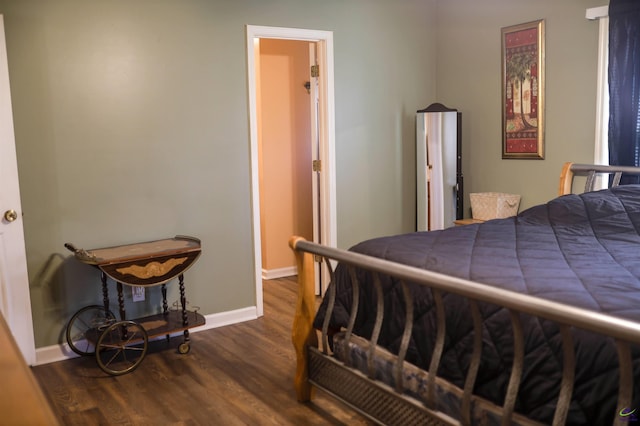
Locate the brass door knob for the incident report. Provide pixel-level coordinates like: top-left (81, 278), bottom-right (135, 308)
top-left (3, 209), bottom-right (18, 222)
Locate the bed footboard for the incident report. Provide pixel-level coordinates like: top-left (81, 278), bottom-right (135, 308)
top-left (290, 233), bottom-right (640, 425)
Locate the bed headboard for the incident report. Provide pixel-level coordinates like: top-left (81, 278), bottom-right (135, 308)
top-left (558, 162), bottom-right (640, 196)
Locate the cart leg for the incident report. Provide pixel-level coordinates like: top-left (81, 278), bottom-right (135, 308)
top-left (117, 282), bottom-right (127, 338)
top-left (179, 274), bottom-right (190, 350)
top-left (162, 283), bottom-right (170, 344)
top-left (101, 272), bottom-right (110, 313)
top-left (161, 284), bottom-right (168, 315)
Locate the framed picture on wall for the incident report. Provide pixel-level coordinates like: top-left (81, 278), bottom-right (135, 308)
top-left (501, 19), bottom-right (545, 159)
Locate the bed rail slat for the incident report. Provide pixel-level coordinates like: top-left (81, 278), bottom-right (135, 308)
top-left (395, 280), bottom-right (414, 393)
top-left (320, 259), bottom-right (337, 355)
top-left (552, 324), bottom-right (575, 426)
top-left (426, 288), bottom-right (446, 410)
top-left (343, 266), bottom-right (360, 366)
top-left (612, 171), bottom-right (623, 187)
top-left (584, 170), bottom-right (597, 192)
top-left (367, 273), bottom-right (384, 379)
top-left (501, 310), bottom-right (524, 426)
top-left (461, 299), bottom-right (483, 426)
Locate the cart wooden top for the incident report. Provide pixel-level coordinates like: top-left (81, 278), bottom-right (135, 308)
top-left (69, 235), bottom-right (201, 266)
top-left (65, 235), bottom-right (202, 286)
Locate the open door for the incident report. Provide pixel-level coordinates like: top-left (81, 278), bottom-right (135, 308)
top-left (0, 15), bottom-right (37, 365)
top-left (308, 42), bottom-right (323, 295)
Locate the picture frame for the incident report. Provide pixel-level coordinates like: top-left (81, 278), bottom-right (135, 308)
top-left (501, 19), bottom-right (545, 159)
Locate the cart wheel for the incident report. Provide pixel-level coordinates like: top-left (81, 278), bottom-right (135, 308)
top-left (95, 320), bottom-right (148, 376)
top-left (178, 342), bottom-right (190, 354)
top-left (66, 305), bottom-right (116, 356)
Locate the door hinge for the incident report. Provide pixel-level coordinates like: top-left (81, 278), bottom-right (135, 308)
top-left (311, 64), bottom-right (319, 78)
top-left (312, 160), bottom-right (322, 172)
top-left (314, 254), bottom-right (323, 263)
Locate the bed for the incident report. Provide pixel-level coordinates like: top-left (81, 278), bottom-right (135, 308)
top-left (289, 163), bottom-right (640, 426)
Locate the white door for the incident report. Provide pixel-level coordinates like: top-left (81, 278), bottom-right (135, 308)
top-left (0, 15), bottom-right (36, 365)
top-left (308, 43), bottom-right (323, 294)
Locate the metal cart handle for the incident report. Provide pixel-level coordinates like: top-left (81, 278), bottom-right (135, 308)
top-left (64, 242), bottom-right (98, 263)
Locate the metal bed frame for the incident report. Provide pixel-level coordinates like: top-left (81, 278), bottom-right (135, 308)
top-left (290, 163), bottom-right (640, 426)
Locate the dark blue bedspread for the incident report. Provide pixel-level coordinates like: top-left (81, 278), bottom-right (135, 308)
top-left (315, 185), bottom-right (640, 425)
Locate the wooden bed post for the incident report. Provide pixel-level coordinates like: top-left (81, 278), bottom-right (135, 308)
top-left (558, 162), bottom-right (574, 195)
top-left (289, 236), bottom-right (319, 402)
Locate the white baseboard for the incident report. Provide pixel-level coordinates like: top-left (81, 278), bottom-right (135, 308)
top-left (33, 306), bottom-right (258, 366)
top-left (261, 266), bottom-right (297, 280)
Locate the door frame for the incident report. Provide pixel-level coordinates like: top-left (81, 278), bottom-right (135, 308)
top-left (245, 25), bottom-right (336, 316)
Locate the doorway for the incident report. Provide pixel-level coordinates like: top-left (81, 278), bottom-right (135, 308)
top-left (257, 38), bottom-right (313, 280)
top-left (246, 25), bottom-right (336, 316)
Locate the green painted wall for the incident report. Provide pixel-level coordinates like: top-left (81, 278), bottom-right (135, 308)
top-left (0, 0), bottom-right (437, 348)
top-left (0, 0), bottom-right (606, 349)
top-left (435, 0), bottom-right (606, 212)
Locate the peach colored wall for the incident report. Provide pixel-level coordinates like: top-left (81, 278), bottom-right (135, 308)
top-left (259, 39), bottom-right (313, 272)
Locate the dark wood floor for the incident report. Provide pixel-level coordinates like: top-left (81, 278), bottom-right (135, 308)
top-left (32, 277), bottom-right (371, 425)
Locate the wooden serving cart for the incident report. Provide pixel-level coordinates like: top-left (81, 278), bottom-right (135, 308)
top-left (64, 235), bottom-right (205, 375)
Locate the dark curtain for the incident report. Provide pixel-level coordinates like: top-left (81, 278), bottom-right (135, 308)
top-left (608, 0), bottom-right (640, 183)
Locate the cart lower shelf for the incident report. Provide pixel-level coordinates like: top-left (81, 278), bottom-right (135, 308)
top-left (76, 310), bottom-right (205, 375)
top-left (131, 310), bottom-right (205, 339)
top-left (85, 310), bottom-right (205, 343)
